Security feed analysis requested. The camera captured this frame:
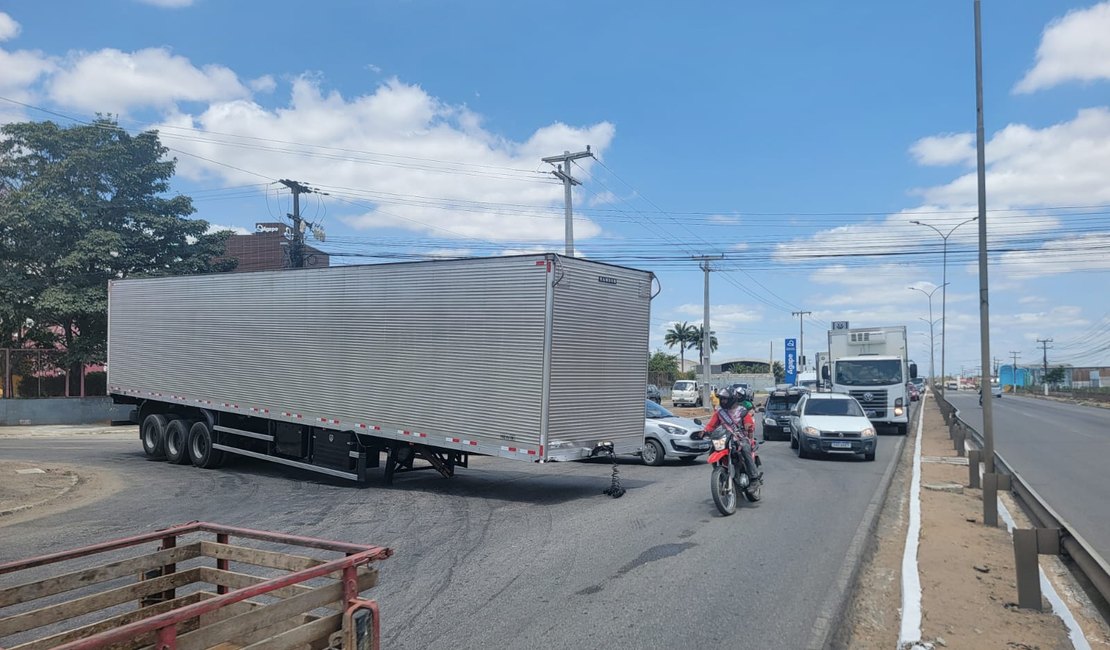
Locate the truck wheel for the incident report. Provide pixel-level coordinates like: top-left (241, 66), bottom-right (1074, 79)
top-left (141, 414), bottom-right (168, 460)
top-left (188, 421), bottom-right (224, 469)
top-left (641, 439), bottom-right (665, 466)
top-left (164, 419), bottom-right (193, 465)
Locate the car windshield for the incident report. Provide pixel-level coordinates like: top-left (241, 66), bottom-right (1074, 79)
top-left (804, 398), bottom-right (865, 417)
top-left (673, 381), bottom-right (695, 391)
top-left (835, 359), bottom-right (903, 386)
top-left (646, 400), bottom-right (674, 419)
top-left (766, 396), bottom-right (799, 411)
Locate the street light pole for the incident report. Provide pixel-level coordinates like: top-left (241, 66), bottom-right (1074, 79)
top-left (909, 285), bottom-right (946, 384)
top-left (911, 216), bottom-right (977, 393)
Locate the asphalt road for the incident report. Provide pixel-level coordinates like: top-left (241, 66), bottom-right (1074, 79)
top-left (0, 418), bottom-right (907, 650)
top-left (947, 392), bottom-right (1110, 561)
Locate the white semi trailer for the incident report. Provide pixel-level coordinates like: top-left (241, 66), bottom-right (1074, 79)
top-left (108, 254), bottom-right (655, 483)
top-left (823, 326), bottom-right (917, 435)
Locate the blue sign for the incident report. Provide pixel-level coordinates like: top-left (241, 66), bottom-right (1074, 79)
top-left (785, 338), bottom-right (797, 385)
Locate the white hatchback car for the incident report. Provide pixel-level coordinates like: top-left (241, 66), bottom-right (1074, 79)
top-left (788, 392), bottom-right (877, 461)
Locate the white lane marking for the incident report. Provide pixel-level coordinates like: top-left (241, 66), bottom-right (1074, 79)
top-left (898, 400), bottom-right (927, 646)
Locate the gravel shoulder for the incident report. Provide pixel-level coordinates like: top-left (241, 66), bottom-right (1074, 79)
top-left (0, 458), bottom-right (123, 528)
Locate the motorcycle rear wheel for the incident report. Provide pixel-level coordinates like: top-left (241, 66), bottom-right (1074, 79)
top-left (710, 465), bottom-right (737, 515)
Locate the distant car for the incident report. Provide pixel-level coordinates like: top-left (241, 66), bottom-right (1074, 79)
top-left (907, 382), bottom-right (920, 402)
top-left (728, 382), bottom-right (752, 400)
top-left (789, 392), bottom-right (877, 461)
top-left (671, 380), bottom-right (702, 407)
top-left (761, 386), bottom-right (807, 442)
top-left (641, 399), bottom-right (709, 466)
top-left (992, 384), bottom-right (1003, 398)
top-left (646, 384), bottom-right (662, 404)
top-left (909, 377), bottom-right (926, 393)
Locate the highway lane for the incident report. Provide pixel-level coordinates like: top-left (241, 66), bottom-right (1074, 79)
top-left (0, 418), bottom-right (907, 650)
top-left (946, 392), bottom-right (1110, 560)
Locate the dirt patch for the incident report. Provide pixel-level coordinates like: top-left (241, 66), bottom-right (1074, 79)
top-left (0, 460), bottom-right (122, 528)
top-left (842, 397), bottom-right (1110, 649)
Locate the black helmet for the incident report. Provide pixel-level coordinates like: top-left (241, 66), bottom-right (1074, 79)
top-left (717, 386), bottom-right (740, 409)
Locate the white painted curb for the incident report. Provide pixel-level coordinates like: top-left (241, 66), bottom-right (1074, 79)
top-left (897, 399), bottom-right (927, 647)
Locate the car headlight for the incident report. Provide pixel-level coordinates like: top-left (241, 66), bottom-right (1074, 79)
top-left (658, 424), bottom-right (686, 436)
top-left (894, 406), bottom-right (904, 416)
top-left (802, 426), bottom-right (821, 437)
top-left (763, 418), bottom-right (777, 426)
top-left (861, 427), bottom-right (876, 437)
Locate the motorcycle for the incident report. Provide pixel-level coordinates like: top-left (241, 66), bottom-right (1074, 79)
top-left (706, 427), bottom-right (763, 515)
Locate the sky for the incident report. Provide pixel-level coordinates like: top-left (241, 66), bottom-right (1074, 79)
top-left (1, 0), bottom-right (1109, 376)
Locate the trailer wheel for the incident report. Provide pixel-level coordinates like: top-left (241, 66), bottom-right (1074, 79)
top-left (164, 419), bottom-right (193, 465)
top-left (188, 421), bottom-right (225, 469)
top-left (141, 414), bottom-right (168, 460)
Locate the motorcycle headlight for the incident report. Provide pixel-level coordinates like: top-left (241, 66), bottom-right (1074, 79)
top-left (861, 427), bottom-right (876, 437)
top-left (712, 438), bottom-right (727, 451)
top-left (802, 426), bottom-right (821, 437)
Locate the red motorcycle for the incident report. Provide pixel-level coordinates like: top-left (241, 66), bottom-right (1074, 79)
top-left (706, 426), bottom-right (763, 515)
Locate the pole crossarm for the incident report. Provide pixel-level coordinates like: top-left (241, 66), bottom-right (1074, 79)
top-left (542, 147), bottom-right (594, 257)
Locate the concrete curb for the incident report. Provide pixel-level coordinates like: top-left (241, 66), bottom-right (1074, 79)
top-left (805, 407), bottom-right (915, 650)
top-left (0, 470), bottom-right (81, 518)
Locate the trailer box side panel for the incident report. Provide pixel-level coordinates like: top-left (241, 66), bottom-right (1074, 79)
top-left (547, 258), bottom-right (653, 456)
top-left (109, 256), bottom-right (550, 450)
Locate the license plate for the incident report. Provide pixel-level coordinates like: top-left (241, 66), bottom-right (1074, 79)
top-left (830, 441), bottom-right (853, 449)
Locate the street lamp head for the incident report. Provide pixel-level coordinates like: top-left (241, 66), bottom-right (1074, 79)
top-left (910, 220), bottom-right (922, 225)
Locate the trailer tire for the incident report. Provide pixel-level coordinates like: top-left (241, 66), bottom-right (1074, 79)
top-left (188, 421), bottom-right (224, 469)
top-left (141, 414), bottom-right (168, 460)
top-left (165, 419), bottom-right (193, 465)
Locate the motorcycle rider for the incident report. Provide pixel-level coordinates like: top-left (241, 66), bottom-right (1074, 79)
top-left (704, 386), bottom-right (762, 483)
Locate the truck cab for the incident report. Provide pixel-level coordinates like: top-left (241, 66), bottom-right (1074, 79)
top-left (671, 380), bottom-right (702, 407)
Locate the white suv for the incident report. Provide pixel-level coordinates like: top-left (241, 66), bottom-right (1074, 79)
top-left (671, 380), bottom-right (702, 407)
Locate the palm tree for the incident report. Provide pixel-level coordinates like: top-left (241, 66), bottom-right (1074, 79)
top-left (664, 321), bottom-right (696, 371)
top-left (689, 325), bottom-right (719, 363)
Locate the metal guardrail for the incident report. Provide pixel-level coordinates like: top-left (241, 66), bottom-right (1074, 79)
top-left (934, 391), bottom-right (1110, 608)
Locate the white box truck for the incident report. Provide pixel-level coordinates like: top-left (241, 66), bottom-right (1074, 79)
top-left (108, 254), bottom-right (655, 483)
top-left (823, 326), bottom-right (917, 435)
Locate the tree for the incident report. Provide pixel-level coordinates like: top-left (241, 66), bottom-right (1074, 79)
top-left (689, 325), bottom-right (718, 360)
top-left (1044, 366), bottom-right (1066, 386)
top-left (664, 321), bottom-right (696, 372)
top-left (0, 118), bottom-right (236, 377)
top-left (772, 361), bottom-right (785, 383)
top-left (648, 350), bottom-right (679, 377)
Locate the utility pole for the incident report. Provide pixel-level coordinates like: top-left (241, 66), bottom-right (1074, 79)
top-left (279, 179), bottom-right (314, 268)
top-left (792, 311), bottom-right (811, 380)
top-left (972, 0), bottom-right (1001, 529)
top-left (542, 147), bottom-right (593, 257)
top-left (1037, 338), bottom-right (1053, 395)
top-left (694, 255), bottom-right (724, 409)
top-left (1010, 351), bottom-right (1021, 393)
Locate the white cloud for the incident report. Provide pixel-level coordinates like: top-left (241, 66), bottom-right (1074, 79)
top-left (1018, 295), bottom-right (1045, 305)
top-left (0, 12), bottom-right (20, 41)
top-left (156, 76), bottom-right (615, 243)
top-left (136, 0), bottom-right (195, 7)
top-left (1015, 2), bottom-right (1110, 93)
top-left (997, 233), bottom-right (1110, 278)
top-left (206, 223), bottom-right (251, 236)
top-left (916, 108), bottom-right (1110, 207)
top-left (0, 47), bottom-right (55, 99)
top-left (910, 132), bottom-right (975, 166)
top-left (367, 64), bottom-right (382, 74)
top-left (588, 190), bottom-right (618, 207)
top-left (673, 303), bottom-right (763, 333)
top-left (47, 47), bottom-right (250, 114)
top-left (248, 75), bottom-right (276, 93)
